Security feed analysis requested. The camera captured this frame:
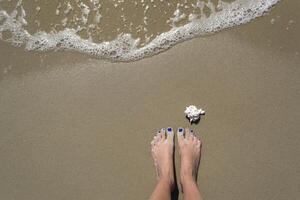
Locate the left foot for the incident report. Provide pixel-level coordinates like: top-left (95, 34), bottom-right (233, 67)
top-left (151, 128), bottom-right (175, 188)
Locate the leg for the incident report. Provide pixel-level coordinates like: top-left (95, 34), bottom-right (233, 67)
top-left (149, 128), bottom-right (176, 200)
top-left (177, 128), bottom-right (203, 200)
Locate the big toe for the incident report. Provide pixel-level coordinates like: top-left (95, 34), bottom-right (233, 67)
top-left (177, 127), bottom-right (184, 145)
top-left (166, 127), bottom-right (174, 143)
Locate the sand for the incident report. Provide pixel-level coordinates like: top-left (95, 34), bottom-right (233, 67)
top-left (0, 0), bottom-right (299, 200)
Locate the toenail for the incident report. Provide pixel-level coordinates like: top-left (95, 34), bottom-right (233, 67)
top-left (167, 127), bottom-right (172, 132)
top-left (178, 128), bottom-right (183, 132)
top-left (190, 129), bottom-right (194, 133)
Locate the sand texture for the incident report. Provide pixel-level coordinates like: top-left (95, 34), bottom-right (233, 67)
top-left (0, 1), bottom-right (299, 200)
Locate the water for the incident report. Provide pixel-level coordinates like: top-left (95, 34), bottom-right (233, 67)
top-left (0, 0), bottom-right (280, 62)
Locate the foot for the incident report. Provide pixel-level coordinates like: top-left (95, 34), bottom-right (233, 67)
top-left (177, 128), bottom-right (202, 185)
top-left (151, 128), bottom-right (175, 188)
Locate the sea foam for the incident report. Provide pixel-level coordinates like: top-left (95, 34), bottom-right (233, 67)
top-left (0, 0), bottom-right (280, 62)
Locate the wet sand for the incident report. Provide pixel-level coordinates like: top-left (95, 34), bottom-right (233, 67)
top-left (0, 1), bottom-right (300, 200)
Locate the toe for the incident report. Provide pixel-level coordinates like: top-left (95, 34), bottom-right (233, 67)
top-left (166, 127), bottom-right (174, 142)
top-left (198, 139), bottom-right (202, 147)
top-left (160, 128), bottom-right (166, 140)
top-left (190, 129), bottom-right (195, 136)
top-left (185, 128), bottom-right (191, 139)
top-left (156, 130), bottom-right (163, 139)
top-left (154, 135), bottom-right (160, 143)
top-left (196, 139), bottom-right (202, 149)
top-left (177, 127), bottom-right (184, 145)
top-left (151, 140), bottom-right (155, 147)
top-left (191, 135), bottom-right (196, 141)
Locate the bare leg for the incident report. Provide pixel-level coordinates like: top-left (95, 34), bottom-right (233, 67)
top-left (149, 128), bottom-right (175, 200)
top-left (177, 128), bottom-right (203, 200)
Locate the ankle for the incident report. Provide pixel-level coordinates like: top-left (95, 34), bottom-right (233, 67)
top-left (158, 176), bottom-right (175, 190)
top-left (180, 173), bottom-right (197, 185)
top-left (180, 165), bottom-right (195, 180)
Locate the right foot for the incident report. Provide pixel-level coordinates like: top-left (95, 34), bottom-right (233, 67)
top-left (177, 128), bottom-right (202, 185)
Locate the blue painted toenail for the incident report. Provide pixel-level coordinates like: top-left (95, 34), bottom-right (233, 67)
top-left (179, 128), bottom-right (183, 132)
top-left (167, 127), bottom-right (172, 132)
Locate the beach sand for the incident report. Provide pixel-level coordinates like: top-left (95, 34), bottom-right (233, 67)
top-left (0, 1), bottom-right (299, 199)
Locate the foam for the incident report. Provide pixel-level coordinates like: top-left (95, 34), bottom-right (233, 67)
top-left (0, 0), bottom-right (280, 62)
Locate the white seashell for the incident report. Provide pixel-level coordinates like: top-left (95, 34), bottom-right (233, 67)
top-left (185, 105), bottom-right (205, 123)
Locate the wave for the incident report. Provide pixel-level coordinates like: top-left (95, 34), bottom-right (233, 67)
top-left (0, 0), bottom-right (280, 62)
